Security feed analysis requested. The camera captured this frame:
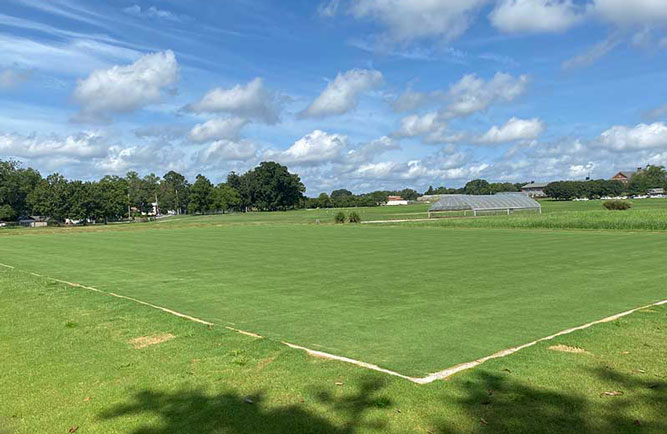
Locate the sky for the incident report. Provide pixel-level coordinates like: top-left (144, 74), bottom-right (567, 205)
top-left (1, 0), bottom-right (667, 195)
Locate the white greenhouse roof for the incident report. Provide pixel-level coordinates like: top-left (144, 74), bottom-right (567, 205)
top-left (428, 193), bottom-right (541, 212)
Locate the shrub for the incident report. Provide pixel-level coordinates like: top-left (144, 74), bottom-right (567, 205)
top-left (348, 212), bottom-right (361, 223)
top-left (334, 211), bottom-right (346, 223)
top-left (603, 200), bottom-right (632, 211)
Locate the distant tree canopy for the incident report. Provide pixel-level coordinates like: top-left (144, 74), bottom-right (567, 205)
top-left (3, 158), bottom-right (664, 222)
top-left (544, 179), bottom-right (624, 200)
top-left (627, 165), bottom-right (667, 194)
top-left (0, 160), bottom-right (307, 224)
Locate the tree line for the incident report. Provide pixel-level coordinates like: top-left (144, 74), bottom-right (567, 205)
top-left (544, 166), bottom-right (667, 200)
top-left (0, 160), bottom-right (306, 223)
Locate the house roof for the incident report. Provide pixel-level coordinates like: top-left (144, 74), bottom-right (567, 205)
top-left (521, 182), bottom-right (550, 189)
top-left (613, 171), bottom-right (635, 179)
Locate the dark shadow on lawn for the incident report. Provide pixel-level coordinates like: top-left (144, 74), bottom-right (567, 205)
top-left (435, 366), bottom-right (667, 434)
top-left (98, 377), bottom-right (391, 434)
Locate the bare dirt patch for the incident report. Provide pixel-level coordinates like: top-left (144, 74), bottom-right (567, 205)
top-left (548, 344), bottom-right (590, 354)
top-left (129, 333), bottom-right (175, 349)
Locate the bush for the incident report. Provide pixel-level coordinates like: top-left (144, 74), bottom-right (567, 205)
top-left (603, 200), bottom-right (632, 210)
top-left (348, 212), bottom-right (361, 223)
top-left (334, 211), bottom-right (346, 223)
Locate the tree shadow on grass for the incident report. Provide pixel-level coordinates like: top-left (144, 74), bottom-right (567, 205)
top-left (98, 377), bottom-right (391, 434)
top-left (435, 366), bottom-right (667, 434)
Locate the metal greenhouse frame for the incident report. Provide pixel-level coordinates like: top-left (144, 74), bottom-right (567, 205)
top-left (427, 193), bottom-right (542, 218)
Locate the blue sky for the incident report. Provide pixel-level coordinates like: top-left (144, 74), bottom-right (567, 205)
top-left (1, 0), bottom-right (667, 195)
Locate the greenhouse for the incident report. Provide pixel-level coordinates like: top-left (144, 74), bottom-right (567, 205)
top-left (428, 193), bottom-right (541, 217)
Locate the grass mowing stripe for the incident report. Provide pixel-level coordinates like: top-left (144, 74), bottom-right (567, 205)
top-left (1, 224), bottom-right (665, 376)
top-left (5, 261), bottom-right (664, 384)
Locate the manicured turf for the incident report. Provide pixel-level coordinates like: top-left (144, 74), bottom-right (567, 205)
top-left (2, 268), bottom-right (666, 433)
top-left (1, 224), bottom-right (665, 376)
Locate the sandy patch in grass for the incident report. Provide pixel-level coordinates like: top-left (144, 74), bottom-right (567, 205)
top-left (548, 344), bottom-right (590, 354)
top-left (129, 333), bottom-right (175, 349)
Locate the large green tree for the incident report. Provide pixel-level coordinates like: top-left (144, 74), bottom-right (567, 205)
top-left (27, 173), bottom-right (69, 222)
top-left (188, 175), bottom-right (215, 214)
top-left (0, 160), bottom-right (42, 220)
top-left (161, 171), bottom-right (190, 214)
top-left (628, 165), bottom-right (666, 194)
top-left (213, 183), bottom-right (241, 213)
top-left (242, 162), bottom-right (305, 211)
top-left (96, 176), bottom-right (129, 223)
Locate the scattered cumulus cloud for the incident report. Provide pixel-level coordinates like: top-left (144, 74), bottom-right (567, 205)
top-left (591, 0), bottom-right (667, 26)
top-left (391, 87), bottom-right (443, 112)
top-left (0, 131), bottom-right (109, 159)
top-left (350, 0), bottom-right (487, 44)
top-left (300, 69), bottom-right (383, 118)
top-left (123, 5), bottom-right (189, 22)
top-left (397, 112), bottom-right (442, 137)
top-left (72, 50), bottom-right (178, 123)
top-left (197, 139), bottom-right (257, 163)
top-left (345, 135), bottom-right (401, 165)
top-left (189, 117), bottom-right (250, 143)
top-left (186, 78), bottom-right (283, 124)
top-left (598, 122), bottom-right (667, 151)
top-left (443, 72), bottom-right (529, 118)
top-left (490, 0), bottom-right (583, 34)
top-left (477, 117), bottom-right (545, 143)
top-left (266, 130), bottom-right (348, 165)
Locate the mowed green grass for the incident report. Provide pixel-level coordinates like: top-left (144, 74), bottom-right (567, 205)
top-left (1, 224), bottom-right (665, 376)
top-left (2, 268), bottom-right (666, 434)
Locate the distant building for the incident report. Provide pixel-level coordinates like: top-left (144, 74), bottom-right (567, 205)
top-left (18, 216), bottom-right (50, 228)
top-left (521, 182), bottom-right (549, 198)
top-left (386, 195), bottom-right (408, 206)
top-left (648, 188), bottom-right (665, 197)
top-left (611, 168), bottom-right (643, 185)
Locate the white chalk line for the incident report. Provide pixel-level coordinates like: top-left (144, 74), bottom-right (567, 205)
top-left (2, 262), bottom-right (665, 384)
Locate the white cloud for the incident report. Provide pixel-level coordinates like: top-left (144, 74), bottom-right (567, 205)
top-left (0, 68), bottom-right (30, 89)
top-left (0, 34), bottom-right (141, 77)
top-left (72, 50), bottom-right (178, 123)
top-left (318, 0), bottom-right (341, 17)
top-left (267, 130), bottom-right (348, 165)
top-left (598, 122), bottom-right (667, 151)
top-left (592, 0), bottom-right (667, 26)
top-left (397, 112), bottom-right (442, 137)
top-left (301, 69), bottom-right (383, 118)
top-left (186, 78), bottom-right (282, 124)
top-left (346, 136), bottom-right (400, 165)
top-left (477, 117), bottom-right (545, 143)
top-left (444, 72), bottom-right (529, 118)
top-left (123, 5), bottom-right (187, 22)
top-left (391, 88), bottom-right (442, 112)
top-left (354, 159), bottom-right (489, 181)
top-left (568, 162), bottom-right (595, 178)
top-left (490, 0), bottom-right (583, 33)
top-left (351, 0), bottom-right (487, 43)
top-left (355, 161), bottom-right (400, 179)
top-left (96, 143), bottom-right (186, 174)
top-left (0, 131), bottom-right (109, 158)
top-left (189, 117), bottom-right (249, 143)
top-left (562, 34), bottom-right (620, 70)
top-left (197, 139), bottom-right (257, 163)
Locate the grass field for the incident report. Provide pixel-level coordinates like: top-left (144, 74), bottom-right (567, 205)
top-left (1, 268), bottom-right (665, 433)
top-left (1, 222), bottom-right (665, 377)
